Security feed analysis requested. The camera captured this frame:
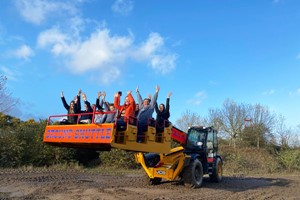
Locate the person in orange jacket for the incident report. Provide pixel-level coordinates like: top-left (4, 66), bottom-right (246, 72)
top-left (114, 90), bottom-right (136, 129)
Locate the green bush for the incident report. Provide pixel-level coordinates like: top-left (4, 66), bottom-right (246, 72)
top-left (0, 116), bottom-right (78, 167)
top-left (219, 145), bottom-right (280, 175)
top-left (0, 128), bottom-right (24, 167)
top-left (278, 148), bottom-right (300, 172)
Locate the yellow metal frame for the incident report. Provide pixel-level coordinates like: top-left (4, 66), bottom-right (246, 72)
top-left (111, 124), bottom-right (173, 154)
top-left (135, 146), bottom-right (189, 181)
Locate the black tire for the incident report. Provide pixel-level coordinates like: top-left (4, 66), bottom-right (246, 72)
top-left (149, 177), bottom-right (162, 185)
top-left (182, 159), bottom-right (203, 188)
top-left (144, 153), bottom-right (160, 167)
top-left (209, 157), bottom-right (223, 182)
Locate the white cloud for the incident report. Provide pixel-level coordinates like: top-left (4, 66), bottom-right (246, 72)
top-left (112, 0), bottom-right (133, 15)
top-left (15, 0), bottom-right (78, 25)
top-left (38, 28), bottom-right (133, 73)
top-left (70, 29), bottom-right (133, 73)
top-left (37, 26), bottom-right (177, 81)
top-left (135, 33), bottom-right (177, 74)
top-left (187, 91), bottom-right (207, 106)
top-left (288, 88), bottom-right (300, 97)
top-left (68, 17), bottom-right (85, 38)
top-left (37, 27), bottom-right (74, 55)
top-left (262, 89), bottom-right (275, 96)
top-left (150, 54), bottom-right (176, 74)
top-left (37, 27), bottom-right (134, 84)
top-left (138, 33), bottom-right (164, 57)
top-left (12, 45), bottom-right (35, 60)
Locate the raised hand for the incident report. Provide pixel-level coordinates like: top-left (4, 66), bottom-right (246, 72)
top-left (156, 85), bottom-right (160, 92)
top-left (82, 93), bottom-right (87, 101)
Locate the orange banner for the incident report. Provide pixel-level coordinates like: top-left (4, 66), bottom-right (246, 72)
top-left (43, 124), bottom-right (115, 144)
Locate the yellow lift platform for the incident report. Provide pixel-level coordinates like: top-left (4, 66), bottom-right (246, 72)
top-left (43, 113), bottom-right (186, 154)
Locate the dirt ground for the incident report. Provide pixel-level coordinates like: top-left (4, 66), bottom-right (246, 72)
top-left (0, 168), bottom-right (299, 200)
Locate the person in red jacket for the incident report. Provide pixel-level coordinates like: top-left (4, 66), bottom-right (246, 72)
top-left (114, 90), bottom-right (136, 129)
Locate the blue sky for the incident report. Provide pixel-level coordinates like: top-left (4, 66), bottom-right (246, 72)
top-left (0, 0), bottom-right (300, 128)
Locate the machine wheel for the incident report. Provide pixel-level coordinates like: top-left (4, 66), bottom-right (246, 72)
top-left (209, 157), bottom-right (223, 182)
top-left (144, 153), bottom-right (160, 167)
top-left (149, 177), bottom-right (162, 185)
top-left (182, 159), bottom-right (203, 188)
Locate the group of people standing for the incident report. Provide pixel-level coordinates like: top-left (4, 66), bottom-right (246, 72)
top-left (60, 86), bottom-right (172, 143)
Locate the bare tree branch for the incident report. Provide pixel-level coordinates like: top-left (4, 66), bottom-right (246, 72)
top-left (0, 74), bottom-right (19, 114)
top-left (175, 110), bottom-right (204, 132)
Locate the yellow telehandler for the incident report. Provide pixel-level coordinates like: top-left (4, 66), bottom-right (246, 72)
top-left (44, 111), bottom-right (222, 188)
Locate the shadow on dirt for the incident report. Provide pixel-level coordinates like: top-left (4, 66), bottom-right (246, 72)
top-left (157, 175), bottom-right (290, 192)
top-left (205, 176), bottom-right (290, 192)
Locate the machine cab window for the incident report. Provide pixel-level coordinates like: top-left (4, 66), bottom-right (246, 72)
top-left (185, 127), bottom-right (206, 150)
top-left (206, 128), bottom-right (218, 152)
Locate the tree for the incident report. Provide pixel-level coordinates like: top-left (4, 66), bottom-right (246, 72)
top-left (175, 110), bottom-right (204, 132)
top-left (293, 125), bottom-right (300, 147)
top-left (207, 100), bottom-right (275, 149)
top-left (207, 99), bottom-right (246, 148)
top-left (249, 104), bottom-right (275, 148)
top-left (0, 74), bottom-right (19, 114)
top-left (206, 109), bottom-right (228, 140)
top-left (275, 115), bottom-right (292, 148)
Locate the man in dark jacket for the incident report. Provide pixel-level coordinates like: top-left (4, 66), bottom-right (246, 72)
top-left (136, 85), bottom-right (160, 142)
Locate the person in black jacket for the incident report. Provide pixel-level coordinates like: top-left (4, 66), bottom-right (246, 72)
top-left (79, 93), bottom-right (93, 124)
top-left (95, 91), bottom-right (104, 111)
top-left (155, 92), bottom-right (172, 132)
top-left (60, 89), bottom-right (81, 124)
